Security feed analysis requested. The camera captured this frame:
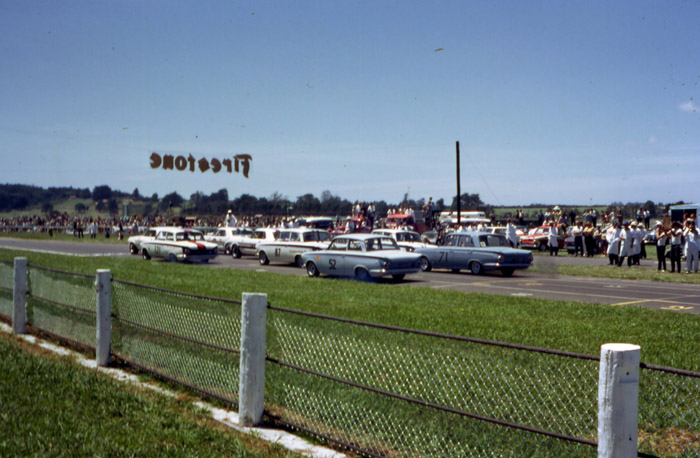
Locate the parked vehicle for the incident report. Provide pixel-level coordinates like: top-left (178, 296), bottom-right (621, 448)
top-left (127, 228), bottom-right (159, 255)
top-left (301, 234), bottom-right (422, 281)
top-left (140, 227), bottom-right (218, 263)
top-left (371, 228), bottom-right (433, 251)
top-left (234, 228), bottom-right (279, 258)
top-left (256, 228), bottom-right (331, 267)
top-left (415, 231), bottom-right (532, 276)
top-left (204, 226), bottom-right (254, 255)
top-left (519, 225), bottom-right (565, 251)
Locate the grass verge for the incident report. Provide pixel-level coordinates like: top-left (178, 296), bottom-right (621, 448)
top-left (1, 248), bottom-right (698, 371)
top-left (0, 331), bottom-right (304, 458)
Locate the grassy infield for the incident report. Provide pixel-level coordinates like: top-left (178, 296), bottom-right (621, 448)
top-left (1, 235), bottom-right (699, 456)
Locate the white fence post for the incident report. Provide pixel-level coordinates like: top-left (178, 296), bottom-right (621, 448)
top-left (12, 257), bottom-right (27, 334)
top-left (598, 343), bottom-right (640, 458)
top-left (96, 269), bottom-right (111, 367)
top-left (238, 292), bottom-right (267, 426)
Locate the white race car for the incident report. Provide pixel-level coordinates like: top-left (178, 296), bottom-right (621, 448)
top-left (256, 228), bottom-right (332, 267)
top-left (140, 227), bottom-right (218, 263)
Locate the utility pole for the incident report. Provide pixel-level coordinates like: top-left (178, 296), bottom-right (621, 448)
top-left (456, 141), bottom-right (461, 226)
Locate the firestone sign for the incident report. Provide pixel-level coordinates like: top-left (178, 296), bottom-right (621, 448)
top-left (149, 152), bottom-right (252, 178)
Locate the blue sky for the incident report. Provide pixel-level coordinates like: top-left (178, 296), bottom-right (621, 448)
top-left (1, 1), bottom-right (699, 207)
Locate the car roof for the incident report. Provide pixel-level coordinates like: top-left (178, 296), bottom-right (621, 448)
top-left (333, 233), bottom-right (393, 241)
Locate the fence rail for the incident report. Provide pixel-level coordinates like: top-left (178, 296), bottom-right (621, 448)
top-left (1, 259), bottom-right (699, 457)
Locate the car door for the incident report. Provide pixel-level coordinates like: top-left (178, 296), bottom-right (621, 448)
top-left (322, 238), bottom-right (348, 276)
top-left (434, 234), bottom-right (458, 268)
top-left (453, 235), bottom-right (474, 267)
top-left (278, 231), bottom-right (296, 263)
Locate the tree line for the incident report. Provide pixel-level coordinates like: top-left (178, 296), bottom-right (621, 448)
top-left (0, 183), bottom-right (676, 222)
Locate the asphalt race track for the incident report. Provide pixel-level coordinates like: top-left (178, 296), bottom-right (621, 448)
top-left (1, 238), bottom-right (698, 314)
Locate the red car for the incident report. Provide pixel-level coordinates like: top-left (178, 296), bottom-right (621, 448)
top-left (519, 225), bottom-right (565, 251)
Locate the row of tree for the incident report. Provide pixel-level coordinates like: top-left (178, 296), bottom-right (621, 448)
top-left (0, 183), bottom-right (676, 222)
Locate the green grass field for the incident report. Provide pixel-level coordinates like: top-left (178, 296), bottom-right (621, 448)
top-left (0, 331), bottom-right (304, 458)
top-left (1, 247), bottom-right (698, 370)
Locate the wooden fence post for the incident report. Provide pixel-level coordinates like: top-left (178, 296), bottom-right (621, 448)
top-left (238, 292), bottom-right (267, 426)
top-left (12, 257), bottom-right (27, 334)
top-left (96, 269), bottom-right (111, 366)
top-left (598, 343), bottom-right (640, 458)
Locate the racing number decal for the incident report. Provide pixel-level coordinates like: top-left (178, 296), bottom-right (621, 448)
top-left (329, 258), bottom-right (337, 270)
top-left (274, 248), bottom-right (281, 257)
top-left (155, 245), bottom-right (161, 255)
top-left (438, 251), bottom-right (448, 263)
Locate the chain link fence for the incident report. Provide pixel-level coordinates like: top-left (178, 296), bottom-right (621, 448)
top-left (27, 265), bottom-right (96, 349)
top-left (639, 366), bottom-right (700, 457)
top-left (0, 260), bottom-right (12, 319)
top-left (0, 261), bottom-right (698, 457)
top-left (265, 306), bottom-right (599, 457)
top-left (111, 279), bottom-right (242, 407)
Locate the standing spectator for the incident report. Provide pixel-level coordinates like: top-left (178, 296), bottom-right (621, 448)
top-left (548, 224), bottom-right (560, 256)
top-left (89, 220), bottom-right (98, 239)
top-left (505, 218), bottom-right (519, 248)
top-left (226, 210), bottom-right (237, 227)
top-left (684, 220), bottom-right (699, 273)
top-left (655, 222), bottom-right (668, 272)
top-left (571, 221), bottom-right (584, 256)
top-left (583, 221), bottom-right (595, 257)
top-left (617, 221), bottom-right (632, 267)
top-left (606, 221), bottom-right (621, 265)
top-left (669, 222), bottom-right (683, 273)
top-left (631, 221), bottom-right (645, 265)
top-left (591, 208), bottom-right (598, 227)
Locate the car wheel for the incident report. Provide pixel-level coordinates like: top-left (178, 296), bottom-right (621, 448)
top-left (224, 244), bottom-right (231, 255)
top-left (141, 249), bottom-right (151, 260)
top-left (259, 251), bottom-right (269, 265)
top-left (232, 246), bottom-right (242, 259)
top-left (392, 274), bottom-right (405, 281)
top-left (501, 267), bottom-right (515, 277)
top-left (306, 261), bottom-right (319, 277)
top-left (470, 262), bottom-right (483, 275)
top-left (538, 242), bottom-right (548, 252)
top-left (129, 243), bottom-right (139, 255)
top-left (418, 256), bottom-right (432, 272)
top-left (355, 268), bottom-right (371, 282)
top-left (295, 255), bottom-right (303, 268)
top-left (168, 253), bottom-right (177, 263)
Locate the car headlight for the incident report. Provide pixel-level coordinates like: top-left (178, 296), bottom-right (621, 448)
top-left (380, 259), bottom-right (389, 269)
top-left (183, 247), bottom-right (190, 254)
top-left (498, 254), bottom-right (504, 263)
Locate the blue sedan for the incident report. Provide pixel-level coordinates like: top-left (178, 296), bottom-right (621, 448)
top-left (415, 231), bottom-right (533, 276)
top-left (301, 234), bottom-right (422, 281)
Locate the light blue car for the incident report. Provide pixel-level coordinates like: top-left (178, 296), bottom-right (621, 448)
top-left (301, 234), bottom-right (422, 281)
top-left (414, 231), bottom-right (533, 276)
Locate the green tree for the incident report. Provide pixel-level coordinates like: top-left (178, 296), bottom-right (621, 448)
top-left (74, 202), bottom-right (88, 214)
top-left (93, 185), bottom-right (112, 201)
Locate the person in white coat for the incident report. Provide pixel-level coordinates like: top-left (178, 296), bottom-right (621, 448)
top-left (631, 221), bottom-right (645, 265)
top-left (548, 224), bottom-right (559, 256)
top-left (505, 218), bottom-right (520, 248)
top-left (606, 222), bottom-right (621, 265)
top-left (684, 219), bottom-right (699, 273)
top-left (617, 221), bottom-right (632, 267)
top-left (226, 210), bottom-right (237, 227)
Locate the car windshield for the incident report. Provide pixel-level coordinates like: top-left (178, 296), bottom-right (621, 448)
top-left (365, 237), bottom-right (399, 251)
top-left (396, 232), bottom-right (421, 242)
top-left (303, 231), bottom-right (331, 242)
top-left (177, 231), bottom-right (204, 241)
top-left (478, 234), bottom-right (510, 247)
top-left (253, 230), bottom-right (277, 240)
